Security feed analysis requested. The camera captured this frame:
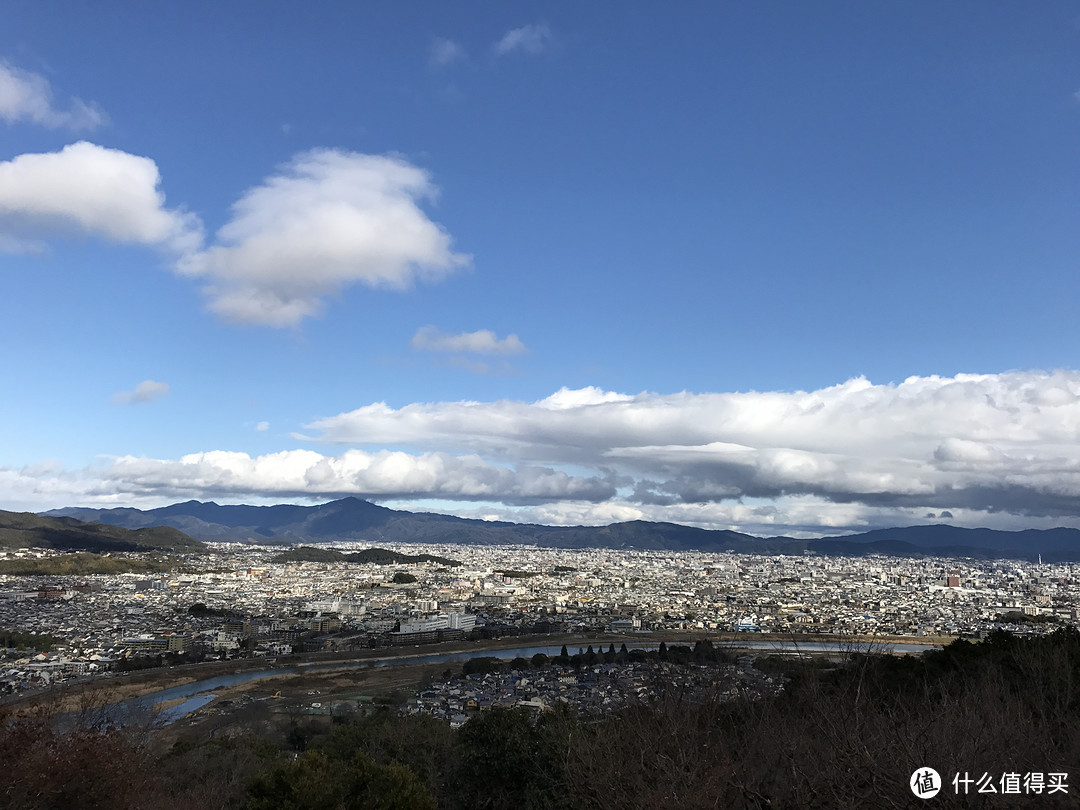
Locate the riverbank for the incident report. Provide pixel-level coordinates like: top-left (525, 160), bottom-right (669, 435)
top-left (2, 630), bottom-right (946, 716)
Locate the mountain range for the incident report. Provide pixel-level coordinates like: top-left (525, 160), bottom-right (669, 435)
top-left (41, 497), bottom-right (1080, 562)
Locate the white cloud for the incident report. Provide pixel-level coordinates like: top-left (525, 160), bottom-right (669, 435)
top-left (80, 449), bottom-right (613, 504)
top-left (411, 326), bottom-right (528, 355)
top-left (0, 142), bottom-right (202, 254)
top-left (0, 144), bottom-right (466, 328)
top-left (255, 421), bottom-right (270, 432)
top-left (494, 23), bottom-right (552, 56)
top-left (0, 63), bottom-right (106, 130)
top-left (180, 149), bottom-right (470, 326)
top-left (111, 380), bottom-right (170, 405)
top-left (539, 386), bottom-right (633, 409)
top-left (16, 368), bottom-right (1080, 536)
top-left (430, 38), bottom-right (466, 67)
top-left (304, 370), bottom-right (1080, 520)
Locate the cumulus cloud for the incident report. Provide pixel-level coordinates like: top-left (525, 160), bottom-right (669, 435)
top-left (180, 149), bottom-right (470, 326)
top-left (494, 23), bottom-right (552, 56)
top-left (430, 38), bottom-right (466, 67)
top-left (111, 380), bottom-right (170, 405)
top-left (0, 63), bottom-right (106, 130)
top-left (0, 142), bottom-right (202, 254)
top-left (304, 370), bottom-right (1080, 520)
top-left (411, 326), bottom-right (528, 355)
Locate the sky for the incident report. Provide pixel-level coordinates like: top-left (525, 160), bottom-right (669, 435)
top-left (2, 2), bottom-right (1080, 537)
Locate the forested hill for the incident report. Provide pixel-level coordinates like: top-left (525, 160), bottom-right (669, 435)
top-left (0, 509), bottom-right (206, 553)
top-left (270, 546), bottom-right (461, 567)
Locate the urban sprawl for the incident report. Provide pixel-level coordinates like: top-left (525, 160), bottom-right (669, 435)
top-left (2, 543), bottom-right (1077, 713)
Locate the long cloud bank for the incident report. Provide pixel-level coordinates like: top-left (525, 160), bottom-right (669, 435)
top-left (304, 370), bottom-right (1080, 520)
top-left (7, 371), bottom-right (1080, 536)
top-left (2, 450), bottom-right (614, 510)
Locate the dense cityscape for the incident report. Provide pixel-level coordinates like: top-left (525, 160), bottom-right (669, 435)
top-left (2, 542), bottom-right (1075, 699)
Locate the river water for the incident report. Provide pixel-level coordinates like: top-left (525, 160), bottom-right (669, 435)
top-left (106, 637), bottom-right (940, 725)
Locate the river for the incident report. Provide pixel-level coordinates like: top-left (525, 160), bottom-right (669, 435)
top-left (101, 637), bottom-right (940, 725)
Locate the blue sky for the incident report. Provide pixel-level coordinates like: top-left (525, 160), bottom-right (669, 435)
top-left (2, 2), bottom-right (1080, 536)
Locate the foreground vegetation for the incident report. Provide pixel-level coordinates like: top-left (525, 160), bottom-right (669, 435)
top-left (2, 628), bottom-right (1077, 808)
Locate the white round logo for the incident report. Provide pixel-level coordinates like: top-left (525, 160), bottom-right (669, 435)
top-left (911, 768), bottom-right (941, 799)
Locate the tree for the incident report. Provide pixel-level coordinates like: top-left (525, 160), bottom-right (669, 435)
top-left (462, 657), bottom-right (503, 676)
top-left (246, 749), bottom-right (435, 810)
top-left (392, 572), bottom-right (417, 585)
top-left (0, 715), bottom-right (180, 810)
top-left (448, 708), bottom-right (580, 810)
